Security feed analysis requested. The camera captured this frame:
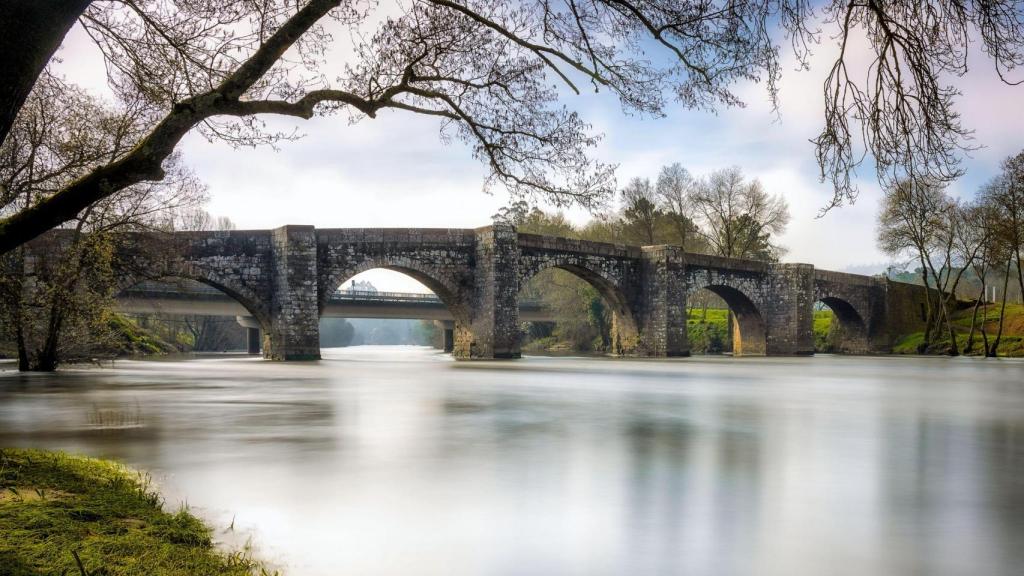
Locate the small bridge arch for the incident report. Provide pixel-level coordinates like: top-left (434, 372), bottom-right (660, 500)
top-left (813, 271), bottom-right (885, 354)
top-left (682, 255), bottom-right (772, 357)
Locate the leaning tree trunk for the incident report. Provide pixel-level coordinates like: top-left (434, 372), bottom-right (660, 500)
top-left (965, 275), bottom-right (985, 354)
top-left (918, 255), bottom-right (935, 348)
top-left (989, 260), bottom-right (1012, 357)
top-left (0, 1), bottom-right (93, 146)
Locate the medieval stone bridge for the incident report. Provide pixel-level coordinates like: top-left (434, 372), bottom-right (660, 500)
top-left (43, 225), bottom-right (930, 360)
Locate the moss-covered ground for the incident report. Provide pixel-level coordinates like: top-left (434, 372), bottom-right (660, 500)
top-left (0, 449), bottom-right (267, 576)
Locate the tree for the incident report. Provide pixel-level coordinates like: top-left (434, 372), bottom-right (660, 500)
top-left (620, 178), bottom-right (662, 245)
top-left (0, 75), bottom-right (205, 371)
top-left (656, 163), bottom-right (700, 250)
top-left (691, 167), bottom-right (790, 260)
top-left (3, 1), bottom-right (1024, 252)
top-left (877, 178), bottom-right (964, 353)
top-left (0, 1), bottom-right (92, 146)
top-left (978, 153), bottom-right (1024, 356)
top-left (988, 152), bottom-right (1024, 314)
top-left (960, 198), bottom-right (1000, 355)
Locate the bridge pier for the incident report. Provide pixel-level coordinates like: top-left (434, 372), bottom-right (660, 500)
top-left (265, 226), bottom-right (321, 361)
top-left (246, 328), bottom-right (261, 354)
top-left (461, 225), bottom-right (521, 359)
top-left (442, 320), bottom-right (455, 353)
top-left (637, 246), bottom-right (690, 356)
top-left (236, 316), bottom-right (263, 355)
top-left (765, 264), bottom-right (816, 355)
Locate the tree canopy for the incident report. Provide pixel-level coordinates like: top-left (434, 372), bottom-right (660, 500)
top-left (2, 1), bottom-right (1023, 253)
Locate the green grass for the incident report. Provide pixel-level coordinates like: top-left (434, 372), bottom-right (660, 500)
top-left (891, 303), bottom-right (1024, 356)
top-left (0, 449), bottom-right (268, 576)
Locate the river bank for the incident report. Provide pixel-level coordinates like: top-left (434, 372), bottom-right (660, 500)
top-left (0, 449), bottom-right (266, 576)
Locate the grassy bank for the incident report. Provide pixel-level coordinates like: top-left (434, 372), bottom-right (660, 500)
top-left (892, 303), bottom-right (1024, 356)
top-left (0, 449), bottom-right (265, 576)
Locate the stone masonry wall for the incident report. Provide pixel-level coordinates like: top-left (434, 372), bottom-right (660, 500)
top-left (467, 225), bottom-right (521, 358)
top-left (268, 226), bottom-right (321, 360)
top-left (22, 227), bottom-right (934, 361)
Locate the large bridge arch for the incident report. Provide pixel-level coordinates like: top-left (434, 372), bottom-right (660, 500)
top-left (318, 257), bottom-right (470, 324)
top-left (518, 257), bottom-right (641, 354)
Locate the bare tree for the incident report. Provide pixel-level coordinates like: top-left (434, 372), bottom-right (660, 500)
top-left (2, 2), bottom-right (1023, 252)
top-left (978, 153), bottom-right (1024, 355)
top-left (691, 167), bottom-right (790, 260)
top-left (815, 1), bottom-right (1024, 212)
top-left (988, 152), bottom-right (1024, 308)
top-left (877, 177), bottom-right (962, 352)
top-left (960, 198), bottom-right (1000, 355)
top-left (656, 163), bottom-right (700, 249)
top-left (620, 177), bottom-right (662, 245)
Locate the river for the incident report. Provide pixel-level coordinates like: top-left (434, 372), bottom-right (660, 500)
top-left (1, 347), bottom-right (1022, 575)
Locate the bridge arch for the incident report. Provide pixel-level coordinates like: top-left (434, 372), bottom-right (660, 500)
top-left (700, 284), bottom-right (767, 356)
top-left (518, 258), bottom-right (640, 354)
top-left (319, 257), bottom-right (469, 324)
top-left (117, 264), bottom-right (273, 332)
top-left (815, 296), bottom-right (870, 354)
top-left (683, 268), bottom-right (768, 356)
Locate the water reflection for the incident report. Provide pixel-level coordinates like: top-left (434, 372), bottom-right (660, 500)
top-left (1, 348), bottom-right (1022, 576)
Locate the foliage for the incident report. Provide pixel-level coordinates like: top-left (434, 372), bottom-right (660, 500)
top-left (0, 74), bottom-right (205, 371)
top-left (0, 448), bottom-right (267, 576)
top-left (319, 318), bottom-right (356, 348)
top-left (5, 1), bottom-right (1024, 251)
top-left (691, 166), bottom-right (790, 260)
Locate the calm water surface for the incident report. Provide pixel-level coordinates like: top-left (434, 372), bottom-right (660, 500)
top-left (1, 347), bottom-right (1023, 576)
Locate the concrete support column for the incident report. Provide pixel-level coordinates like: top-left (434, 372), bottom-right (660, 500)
top-left (637, 246), bottom-right (690, 356)
top-left (459, 224), bottom-right (521, 359)
top-left (266, 225), bottom-right (321, 360)
top-left (765, 263), bottom-right (815, 355)
top-left (442, 320), bottom-right (455, 353)
top-left (246, 327), bottom-right (261, 355)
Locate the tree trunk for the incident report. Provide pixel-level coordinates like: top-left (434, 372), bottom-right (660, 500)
top-left (918, 255), bottom-right (934, 347)
top-left (965, 277), bottom-right (985, 353)
top-left (989, 260), bottom-right (1012, 357)
top-left (1016, 247), bottom-right (1024, 310)
top-left (0, 0), bottom-right (93, 146)
top-left (15, 313), bottom-right (30, 372)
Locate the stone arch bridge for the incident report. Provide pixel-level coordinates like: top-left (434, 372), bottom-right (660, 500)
top-left (25, 225), bottom-right (931, 360)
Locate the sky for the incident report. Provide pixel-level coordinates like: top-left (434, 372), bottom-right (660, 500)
top-left (53, 8), bottom-right (1024, 292)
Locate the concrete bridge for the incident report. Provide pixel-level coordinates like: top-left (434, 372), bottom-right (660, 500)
top-left (26, 225), bottom-right (931, 360)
